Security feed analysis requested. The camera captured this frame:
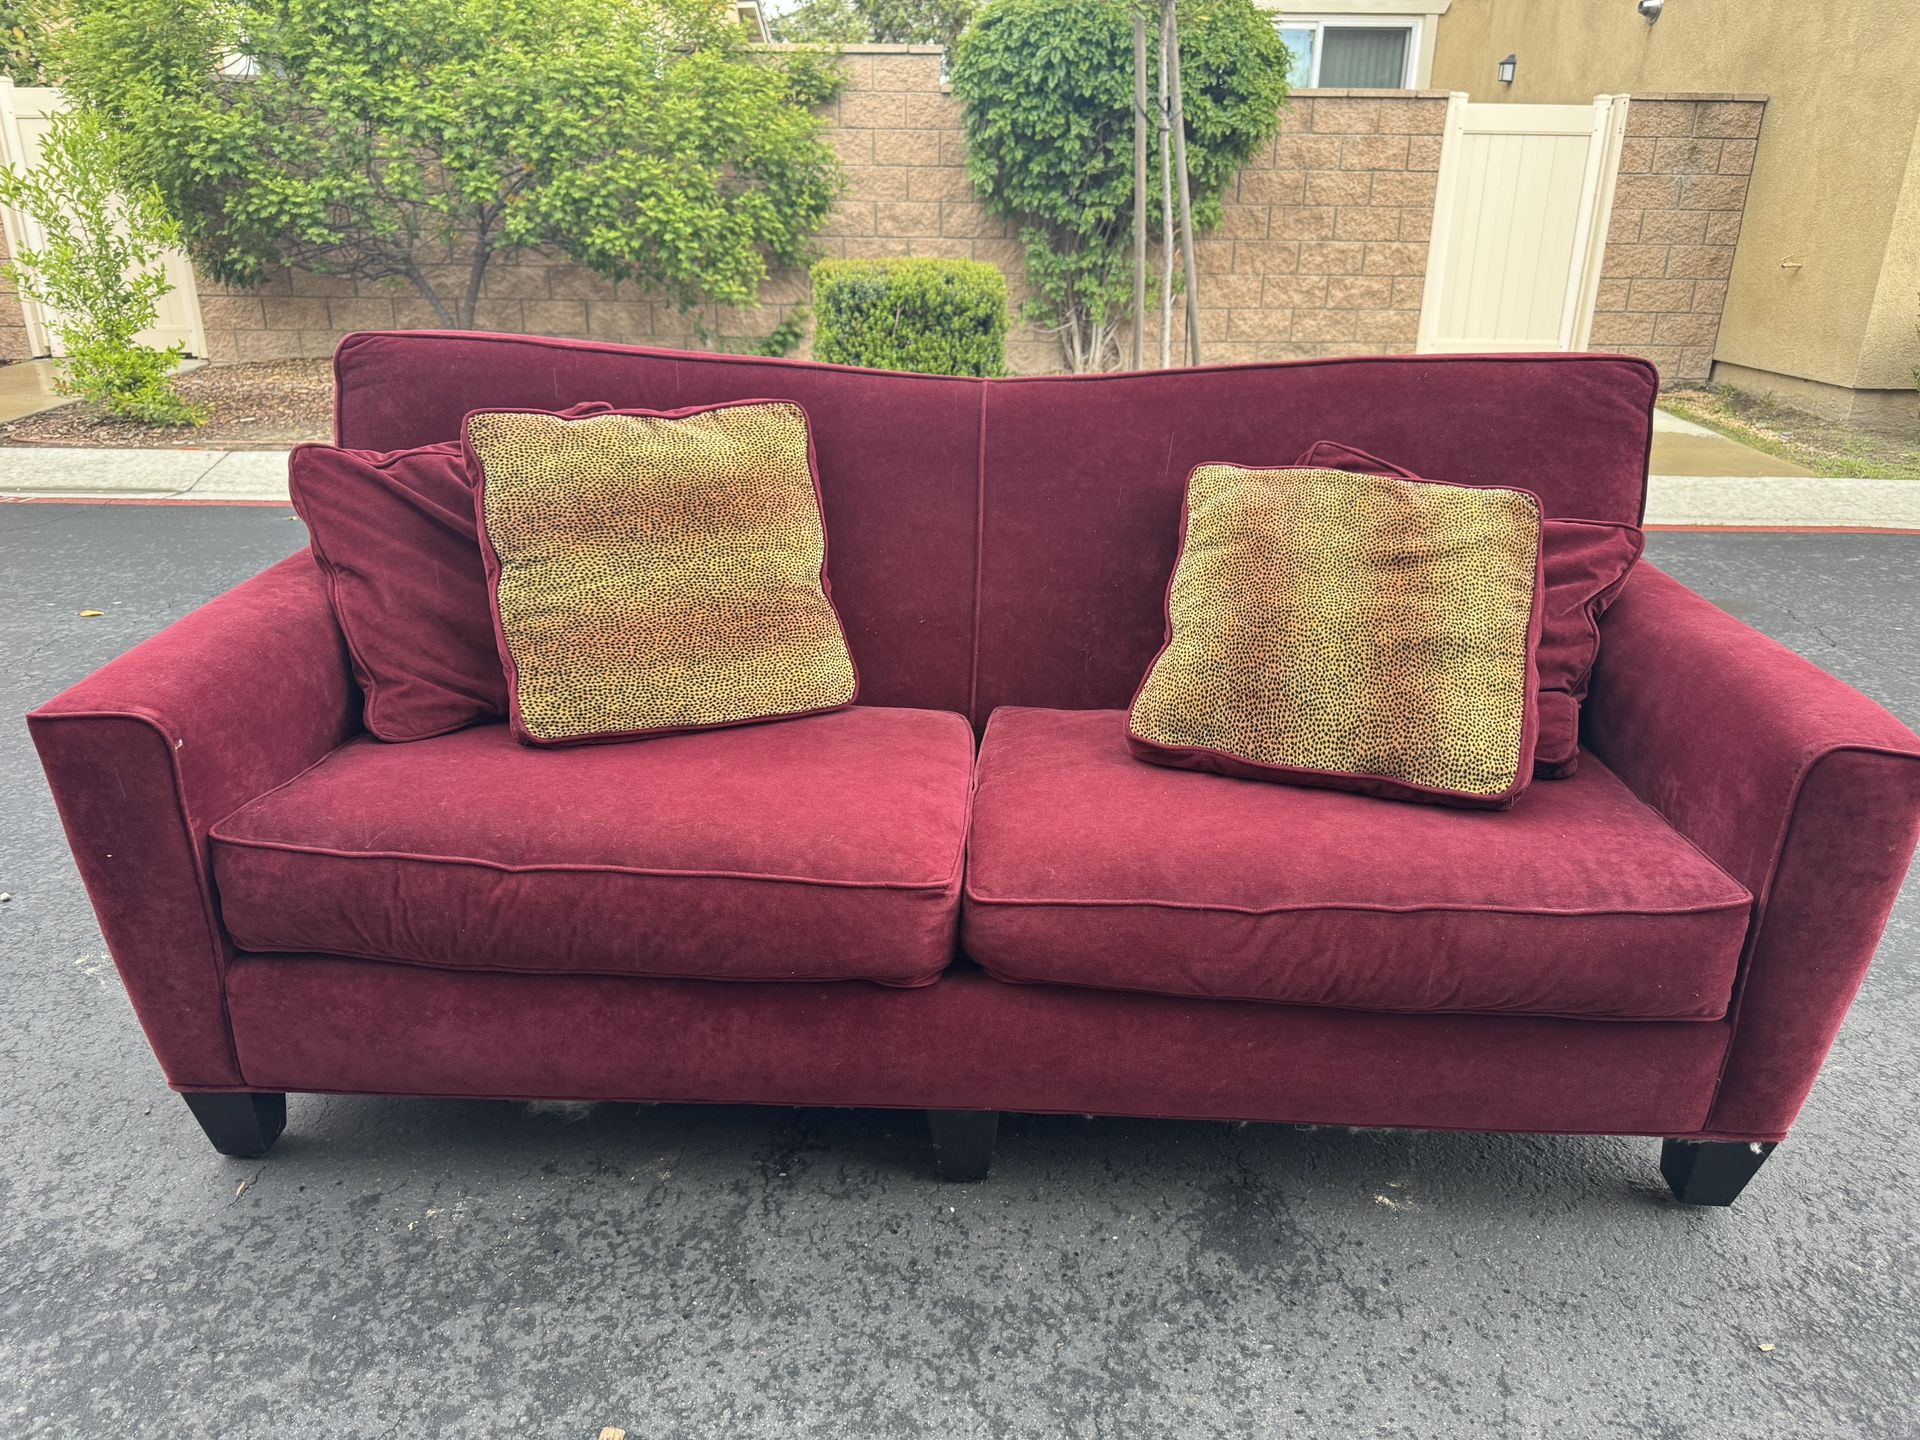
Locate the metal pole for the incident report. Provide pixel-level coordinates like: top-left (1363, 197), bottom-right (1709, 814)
top-left (1132, 11), bottom-right (1148, 370)
top-left (1164, 0), bottom-right (1201, 365)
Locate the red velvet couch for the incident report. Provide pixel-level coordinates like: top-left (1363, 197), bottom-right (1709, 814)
top-left (30, 331), bottom-right (1920, 1206)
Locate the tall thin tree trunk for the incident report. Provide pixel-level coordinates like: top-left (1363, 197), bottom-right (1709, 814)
top-left (458, 233), bottom-right (492, 330)
top-left (1132, 11), bottom-right (1147, 370)
top-left (1164, 0), bottom-right (1202, 365)
top-left (402, 258), bottom-right (458, 329)
top-left (1159, 15), bottom-right (1174, 368)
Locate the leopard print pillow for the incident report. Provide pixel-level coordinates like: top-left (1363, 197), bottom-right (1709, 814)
top-left (1128, 465), bottom-right (1543, 809)
top-left (466, 401), bottom-right (857, 746)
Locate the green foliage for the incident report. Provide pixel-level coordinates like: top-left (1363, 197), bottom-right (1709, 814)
top-left (690, 304), bottom-right (811, 357)
top-left (755, 306), bottom-right (812, 358)
top-left (952, 0), bottom-right (1289, 369)
top-left (772, 0), bottom-right (978, 50)
top-left (812, 257), bottom-right (1008, 375)
top-left (770, 0), bottom-right (865, 44)
top-left (56, 0), bottom-right (846, 330)
top-left (0, 107), bottom-right (206, 424)
top-left (1, 0), bottom-right (60, 82)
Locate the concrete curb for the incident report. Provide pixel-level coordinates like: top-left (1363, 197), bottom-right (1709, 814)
top-left (3, 449), bottom-right (1917, 529)
top-left (1645, 475), bottom-right (1920, 530)
top-left (0, 447), bottom-right (292, 502)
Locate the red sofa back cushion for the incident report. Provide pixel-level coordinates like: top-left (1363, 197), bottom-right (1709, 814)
top-left (335, 332), bottom-right (983, 716)
top-left (334, 333), bottom-right (1656, 726)
top-left (973, 357), bottom-right (1654, 718)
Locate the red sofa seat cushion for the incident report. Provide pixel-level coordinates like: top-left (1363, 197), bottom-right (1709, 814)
top-left (963, 708), bottom-right (1752, 1020)
top-left (211, 707), bottom-right (973, 986)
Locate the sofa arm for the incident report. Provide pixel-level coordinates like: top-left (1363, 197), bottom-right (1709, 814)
top-left (1585, 563), bottom-right (1920, 1139)
top-left (28, 553), bottom-right (359, 1090)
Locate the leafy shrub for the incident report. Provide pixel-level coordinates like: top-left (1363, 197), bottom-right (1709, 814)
top-left (952, 0), bottom-right (1289, 371)
top-left (58, 0), bottom-right (845, 331)
top-left (773, 0), bottom-right (978, 50)
top-left (2, 0), bottom-right (58, 82)
top-left (0, 106), bottom-right (206, 424)
top-left (812, 258), bottom-right (1009, 375)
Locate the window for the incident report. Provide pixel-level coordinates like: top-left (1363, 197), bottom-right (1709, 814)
top-left (1274, 16), bottom-right (1419, 89)
top-left (1279, 25), bottom-right (1317, 85)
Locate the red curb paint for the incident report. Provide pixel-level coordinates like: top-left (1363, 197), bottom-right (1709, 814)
top-left (1, 495), bottom-right (295, 509)
top-left (1645, 523), bottom-right (1920, 536)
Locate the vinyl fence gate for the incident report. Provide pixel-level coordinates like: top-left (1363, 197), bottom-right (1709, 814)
top-left (1418, 95), bottom-right (1630, 353)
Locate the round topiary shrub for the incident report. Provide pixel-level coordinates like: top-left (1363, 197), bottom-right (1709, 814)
top-left (811, 257), bottom-right (1011, 376)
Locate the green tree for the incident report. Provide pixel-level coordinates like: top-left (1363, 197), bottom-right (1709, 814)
top-left (1, 0), bottom-right (61, 82)
top-left (0, 106), bottom-right (205, 423)
top-left (953, 0), bottom-right (1288, 370)
top-left (56, 0), bottom-right (844, 330)
top-left (772, 0), bottom-right (977, 51)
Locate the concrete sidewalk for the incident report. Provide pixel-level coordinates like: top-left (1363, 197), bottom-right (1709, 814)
top-left (0, 446), bottom-right (292, 502)
top-left (1649, 406), bottom-right (1816, 480)
top-left (1646, 474), bottom-right (1920, 528)
top-left (3, 429), bottom-right (1917, 528)
top-left (1635, 410), bottom-right (1920, 526)
top-left (0, 358), bottom-right (64, 424)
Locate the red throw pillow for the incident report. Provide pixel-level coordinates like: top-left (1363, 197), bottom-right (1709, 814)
top-left (1295, 441), bottom-right (1644, 778)
top-left (291, 403), bottom-right (613, 742)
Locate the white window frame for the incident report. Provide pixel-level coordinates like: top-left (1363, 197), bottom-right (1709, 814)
top-left (1275, 14), bottom-right (1423, 90)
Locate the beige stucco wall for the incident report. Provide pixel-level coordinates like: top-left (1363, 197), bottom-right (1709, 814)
top-left (1859, 118), bottom-right (1920, 395)
top-left (1431, 0), bottom-right (1920, 417)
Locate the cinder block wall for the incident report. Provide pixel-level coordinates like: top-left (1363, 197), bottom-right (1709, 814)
top-left (188, 50), bottom-right (1449, 375)
top-left (0, 224), bottom-right (28, 359)
top-left (1589, 96), bottom-right (1763, 384)
top-left (1196, 91), bottom-right (1445, 364)
top-left (0, 57), bottom-right (1754, 384)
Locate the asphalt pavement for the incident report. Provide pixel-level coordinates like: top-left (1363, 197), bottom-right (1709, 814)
top-left (2, 502), bottom-right (1916, 1438)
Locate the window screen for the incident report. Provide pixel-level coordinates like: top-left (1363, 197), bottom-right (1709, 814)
top-left (1318, 26), bottom-right (1410, 88)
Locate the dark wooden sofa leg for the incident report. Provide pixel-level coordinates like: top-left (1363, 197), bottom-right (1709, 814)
top-left (927, 1108), bottom-right (999, 1181)
top-left (182, 1092), bottom-right (287, 1158)
top-left (1661, 1139), bottom-right (1777, 1206)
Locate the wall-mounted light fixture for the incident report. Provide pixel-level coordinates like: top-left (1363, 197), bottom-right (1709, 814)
top-left (1497, 53), bottom-right (1517, 84)
top-left (1637, 0), bottom-right (1664, 23)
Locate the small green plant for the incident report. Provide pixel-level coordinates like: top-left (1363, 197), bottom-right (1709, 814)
top-left (691, 305), bottom-right (812, 357)
top-left (756, 307), bottom-right (813, 358)
top-left (812, 258), bottom-right (1009, 375)
top-left (0, 107), bottom-right (205, 424)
